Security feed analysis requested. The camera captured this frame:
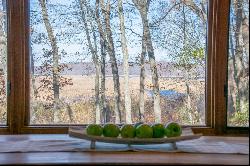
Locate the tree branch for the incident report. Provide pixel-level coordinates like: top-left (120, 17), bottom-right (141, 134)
top-left (125, 27), bottom-right (142, 37)
top-left (149, 2), bottom-right (182, 27)
top-left (181, 0), bottom-right (207, 24)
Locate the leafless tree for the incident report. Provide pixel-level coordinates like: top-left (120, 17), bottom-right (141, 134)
top-left (99, 0), bottom-right (122, 123)
top-left (95, 0), bottom-right (110, 123)
top-left (118, 0), bottom-right (132, 124)
top-left (133, 0), bottom-right (162, 123)
top-left (79, 0), bottom-right (101, 124)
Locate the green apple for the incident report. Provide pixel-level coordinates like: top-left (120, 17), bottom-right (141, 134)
top-left (86, 124), bottom-right (103, 136)
top-left (103, 123), bottom-right (120, 137)
top-left (135, 124), bottom-right (153, 138)
top-left (165, 122), bottom-right (182, 137)
top-left (152, 123), bottom-right (165, 138)
top-left (134, 122), bottom-right (144, 128)
top-left (120, 124), bottom-right (136, 138)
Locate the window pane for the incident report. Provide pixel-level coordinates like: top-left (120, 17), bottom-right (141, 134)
top-left (0, 0), bottom-right (7, 125)
top-left (30, 0), bottom-right (207, 125)
top-left (227, 0), bottom-right (249, 127)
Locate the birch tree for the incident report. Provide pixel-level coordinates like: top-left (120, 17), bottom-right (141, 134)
top-left (118, 0), bottom-right (132, 124)
top-left (182, 4), bottom-right (192, 123)
top-left (99, 0), bottom-right (122, 123)
top-left (79, 0), bottom-right (101, 124)
top-left (39, 0), bottom-right (60, 123)
top-left (95, 0), bottom-right (110, 123)
top-left (139, 33), bottom-right (146, 121)
top-left (133, 0), bottom-right (162, 123)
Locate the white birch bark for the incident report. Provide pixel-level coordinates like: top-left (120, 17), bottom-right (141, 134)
top-left (100, 0), bottom-right (122, 123)
top-left (79, 0), bottom-right (101, 124)
top-left (118, 0), bottom-right (132, 124)
top-left (39, 0), bottom-right (60, 123)
top-left (133, 0), bottom-right (161, 123)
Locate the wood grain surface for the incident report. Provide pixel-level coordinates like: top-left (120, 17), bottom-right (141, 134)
top-left (0, 134), bottom-right (248, 165)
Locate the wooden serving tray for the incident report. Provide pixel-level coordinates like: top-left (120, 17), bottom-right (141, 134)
top-left (68, 126), bottom-right (202, 150)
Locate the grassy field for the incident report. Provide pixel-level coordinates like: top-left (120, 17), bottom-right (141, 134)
top-left (1, 74), bottom-right (247, 126)
top-left (32, 75), bottom-right (204, 100)
top-left (29, 75), bottom-right (206, 125)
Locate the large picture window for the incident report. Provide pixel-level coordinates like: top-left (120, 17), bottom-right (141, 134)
top-left (0, 0), bottom-right (248, 135)
top-left (30, 0), bottom-right (207, 125)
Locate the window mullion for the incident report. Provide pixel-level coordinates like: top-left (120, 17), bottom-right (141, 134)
top-left (212, 0), bottom-right (230, 135)
top-left (8, 0), bottom-right (29, 134)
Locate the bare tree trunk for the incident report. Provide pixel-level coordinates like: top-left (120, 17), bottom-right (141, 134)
top-left (228, 60), bottom-right (236, 114)
top-left (182, 3), bottom-right (193, 124)
top-left (30, 27), bottom-right (39, 100)
top-left (92, 26), bottom-right (101, 124)
top-left (30, 29), bottom-right (39, 123)
top-left (232, 0), bottom-right (246, 112)
top-left (143, 17), bottom-right (161, 123)
top-left (100, 0), bottom-right (122, 123)
top-left (229, 27), bottom-right (237, 113)
top-left (133, 0), bottom-right (161, 123)
top-left (39, 0), bottom-right (60, 123)
top-left (185, 79), bottom-right (193, 123)
top-left (232, 49), bottom-right (241, 113)
top-left (80, 0), bottom-right (101, 124)
top-left (95, 0), bottom-right (109, 123)
top-left (100, 42), bottom-right (108, 123)
top-left (139, 34), bottom-right (146, 121)
top-left (118, 0), bottom-right (132, 124)
top-left (240, 10), bottom-right (249, 104)
top-left (30, 50), bottom-right (38, 99)
top-left (242, 14), bottom-right (249, 57)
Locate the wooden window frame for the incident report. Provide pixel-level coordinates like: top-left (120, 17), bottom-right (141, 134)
top-left (0, 0), bottom-right (248, 135)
